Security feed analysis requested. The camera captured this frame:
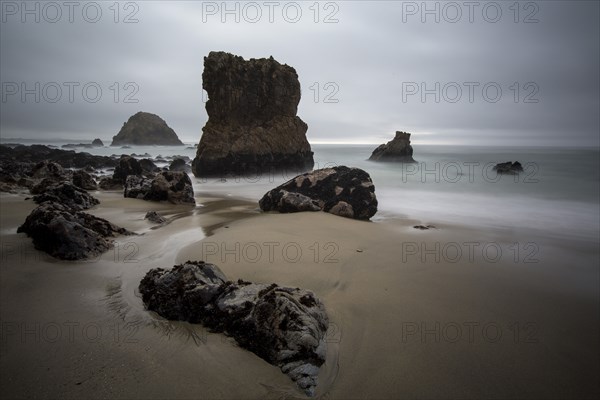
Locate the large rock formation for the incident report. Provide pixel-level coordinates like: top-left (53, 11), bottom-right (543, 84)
top-left (124, 171), bottom-right (195, 204)
top-left (111, 112), bottom-right (184, 146)
top-left (259, 166), bottom-right (378, 220)
top-left (18, 202), bottom-right (132, 260)
top-left (192, 51), bottom-right (314, 177)
top-left (139, 261), bottom-right (328, 396)
top-left (369, 131), bottom-right (416, 162)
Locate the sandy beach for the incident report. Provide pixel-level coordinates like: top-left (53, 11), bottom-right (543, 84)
top-left (1, 189), bottom-right (598, 399)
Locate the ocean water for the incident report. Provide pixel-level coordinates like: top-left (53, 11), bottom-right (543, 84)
top-left (4, 140), bottom-right (599, 241)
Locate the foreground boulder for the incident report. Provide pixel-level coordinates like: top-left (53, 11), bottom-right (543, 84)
top-left (139, 261), bottom-right (328, 396)
top-left (369, 131), bottom-right (416, 162)
top-left (32, 182), bottom-right (99, 210)
top-left (124, 171), bottom-right (195, 204)
top-left (493, 161), bottom-right (523, 175)
top-left (18, 202), bottom-right (132, 260)
top-left (111, 112), bottom-right (184, 146)
top-left (259, 166), bottom-right (377, 220)
top-left (192, 51), bottom-right (314, 177)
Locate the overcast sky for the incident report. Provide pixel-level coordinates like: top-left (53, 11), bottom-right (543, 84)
top-left (1, 1), bottom-right (598, 146)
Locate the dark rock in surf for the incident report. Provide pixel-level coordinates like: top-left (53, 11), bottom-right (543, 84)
top-left (493, 161), bottom-right (523, 175)
top-left (369, 131), bottom-right (416, 163)
top-left (259, 166), bottom-right (378, 220)
top-left (72, 170), bottom-right (97, 191)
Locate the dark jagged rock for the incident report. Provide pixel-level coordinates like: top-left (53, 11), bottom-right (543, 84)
top-left (493, 161), bottom-right (524, 175)
top-left (113, 155), bottom-right (143, 183)
top-left (92, 138), bottom-right (104, 147)
top-left (111, 112), bottom-right (184, 146)
top-left (62, 143), bottom-right (94, 149)
top-left (259, 166), bottom-right (378, 220)
top-left (32, 182), bottom-right (99, 210)
top-left (139, 261), bottom-right (328, 396)
top-left (124, 171), bottom-right (195, 204)
top-left (369, 131), bottom-right (416, 163)
top-left (72, 170), bottom-right (97, 191)
top-left (0, 144), bottom-right (117, 169)
top-left (98, 177), bottom-right (123, 191)
top-left (17, 202), bottom-right (132, 260)
top-left (144, 211), bottom-right (166, 224)
top-left (192, 51), bottom-right (313, 177)
top-left (169, 158), bottom-right (191, 173)
top-left (139, 158), bottom-right (160, 173)
top-left (31, 160), bottom-right (68, 180)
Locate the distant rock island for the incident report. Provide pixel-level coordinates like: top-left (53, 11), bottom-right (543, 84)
top-left (111, 112), bottom-right (183, 146)
top-left (192, 51), bottom-right (314, 176)
top-left (369, 131), bottom-right (416, 163)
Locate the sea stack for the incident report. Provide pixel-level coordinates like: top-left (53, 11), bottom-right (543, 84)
top-left (369, 131), bottom-right (416, 163)
top-left (192, 51), bottom-right (314, 177)
top-left (111, 112), bottom-right (184, 146)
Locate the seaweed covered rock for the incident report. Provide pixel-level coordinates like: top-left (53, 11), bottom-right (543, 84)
top-left (259, 166), bottom-right (377, 220)
top-left (369, 131), bottom-right (416, 163)
top-left (111, 112), bottom-right (183, 146)
top-left (192, 51), bottom-right (313, 177)
top-left (139, 261), bottom-right (328, 396)
top-left (124, 171), bottom-right (195, 204)
top-left (17, 202), bottom-right (132, 260)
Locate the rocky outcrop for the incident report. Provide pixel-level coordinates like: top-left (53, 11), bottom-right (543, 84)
top-left (259, 166), bottom-right (378, 220)
top-left (18, 202), bottom-right (132, 260)
top-left (369, 131), bottom-right (416, 163)
top-left (139, 261), bottom-right (328, 396)
top-left (72, 170), bottom-right (97, 191)
top-left (111, 112), bottom-right (184, 146)
top-left (169, 158), bottom-right (191, 173)
top-left (124, 171), bottom-right (195, 204)
top-left (144, 211), bottom-right (166, 224)
top-left (0, 144), bottom-right (117, 169)
top-left (493, 161), bottom-right (523, 175)
top-left (113, 155), bottom-right (143, 183)
top-left (32, 182), bottom-right (100, 210)
top-left (139, 158), bottom-right (160, 173)
top-left (192, 51), bottom-right (313, 177)
top-left (92, 138), bottom-right (104, 147)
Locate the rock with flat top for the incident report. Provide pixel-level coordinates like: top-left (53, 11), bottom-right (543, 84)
top-left (192, 51), bottom-right (313, 177)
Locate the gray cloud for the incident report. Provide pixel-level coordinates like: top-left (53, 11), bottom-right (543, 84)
top-left (1, 1), bottom-right (598, 146)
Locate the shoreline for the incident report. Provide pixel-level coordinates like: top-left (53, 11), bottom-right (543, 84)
top-left (1, 189), bottom-right (599, 399)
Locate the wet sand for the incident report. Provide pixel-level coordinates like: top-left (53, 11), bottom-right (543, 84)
top-left (1, 191), bottom-right (598, 399)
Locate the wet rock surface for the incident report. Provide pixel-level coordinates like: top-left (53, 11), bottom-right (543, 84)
top-left (369, 131), bottom-right (416, 163)
top-left (18, 202), bottom-right (133, 260)
top-left (192, 51), bottom-right (313, 177)
top-left (124, 171), bottom-right (195, 204)
top-left (139, 261), bottom-right (328, 396)
top-left (259, 166), bottom-right (378, 220)
top-left (144, 211), bottom-right (166, 224)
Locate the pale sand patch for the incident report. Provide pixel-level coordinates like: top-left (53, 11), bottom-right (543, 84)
top-left (1, 191), bottom-right (598, 399)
